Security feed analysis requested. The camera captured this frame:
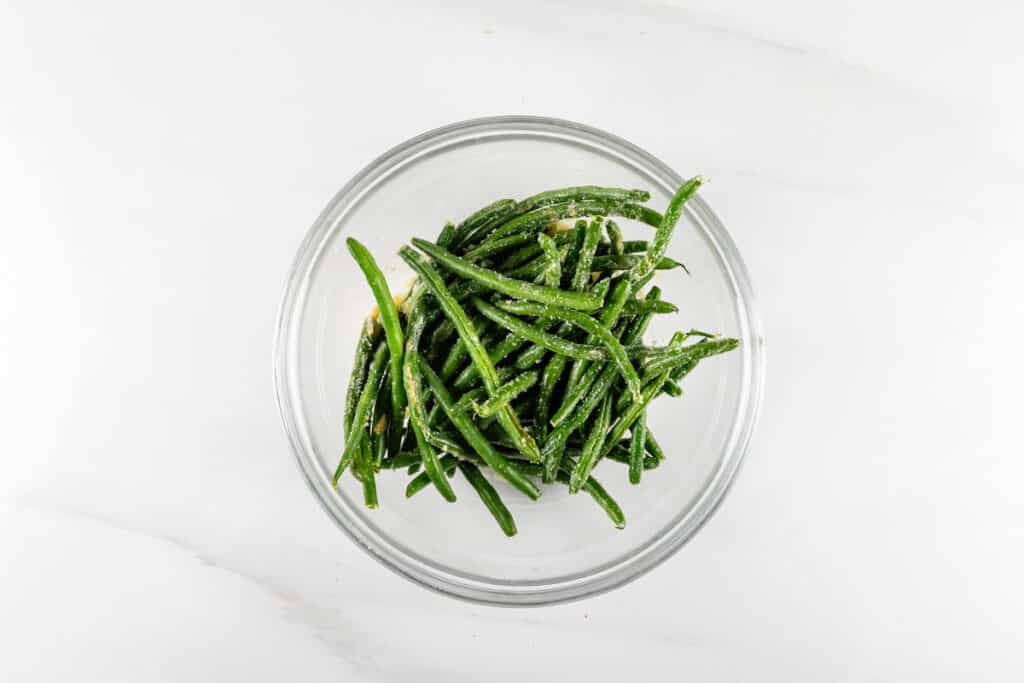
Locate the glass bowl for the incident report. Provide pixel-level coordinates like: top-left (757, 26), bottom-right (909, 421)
top-left (273, 116), bottom-right (765, 605)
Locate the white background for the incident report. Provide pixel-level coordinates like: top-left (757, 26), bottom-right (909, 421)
top-left (3, 1), bottom-right (1023, 680)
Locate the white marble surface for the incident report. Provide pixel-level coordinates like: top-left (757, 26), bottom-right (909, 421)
top-left (3, 0), bottom-right (1023, 680)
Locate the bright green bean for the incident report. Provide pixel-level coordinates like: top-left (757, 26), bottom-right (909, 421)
top-left (412, 238), bottom-right (605, 311)
top-left (633, 176), bottom-right (703, 281)
top-left (458, 461), bottom-right (517, 537)
top-left (600, 370), bottom-right (673, 461)
top-left (464, 232), bottom-right (534, 262)
top-left (570, 394), bottom-right (613, 493)
top-left (605, 220), bottom-right (625, 255)
top-left (451, 198), bottom-right (517, 250)
top-left (346, 238), bottom-right (406, 458)
top-left (437, 221), bottom-right (456, 249)
top-left (344, 317), bottom-right (379, 436)
top-left (473, 371), bottom-right (539, 418)
top-left (537, 233), bottom-right (561, 288)
top-left (640, 337), bottom-right (739, 376)
top-left (661, 380), bottom-right (683, 397)
top-left (406, 454), bottom-right (458, 498)
top-left (402, 295), bottom-right (458, 502)
top-left (629, 412), bottom-right (647, 485)
top-left (334, 338), bottom-right (388, 484)
top-left (518, 460), bottom-right (625, 528)
top-left (514, 186), bottom-right (651, 215)
top-left (354, 439), bottom-right (378, 508)
top-left (571, 217), bottom-right (603, 291)
top-left (645, 429), bottom-right (666, 461)
top-left (623, 299), bottom-right (678, 315)
top-left (605, 448), bottom-right (660, 470)
top-left (486, 198), bottom-right (662, 245)
top-left (592, 254), bottom-right (685, 273)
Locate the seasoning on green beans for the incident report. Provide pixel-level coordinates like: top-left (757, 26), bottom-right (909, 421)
top-left (331, 178), bottom-right (739, 535)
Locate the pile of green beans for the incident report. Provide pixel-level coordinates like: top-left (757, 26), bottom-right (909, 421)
top-left (335, 180), bottom-right (738, 536)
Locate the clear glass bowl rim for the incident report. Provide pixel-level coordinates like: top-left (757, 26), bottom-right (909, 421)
top-left (273, 115), bottom-right (766, 606)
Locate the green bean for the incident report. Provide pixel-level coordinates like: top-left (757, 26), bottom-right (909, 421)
top-left (402, 295), bottom-right (458, 502)
top-left (510, 269), bottom-right (605, 374)
top-left (355, 439), bottom-right (379, 508)
top-left (571, 217), bottom-right (603, 291)
top-left (472, 297), bottom-right (606, 361)
top-left (670, 358), bottom-right (698, 382)
top-left (629, 269), bottom-right (657, 296)
top-left (621, 240), bottom-right (648, 253)
top-left (537, 233), bottom-right (562, 288)
top-left (483, 198), bottom-right (655, 246)
top-left (629, 412), bottom-right (647, 485)
top-left (418, 359), bottom-right (541, 500)
top-left (592, 254), bottom-right (685, 273)
top-left (458, 461), bottom-right (517, 537)
top-left (601, 370), bottom-right (673, 461)
top-left (497, 226), bottom-right (578, 271)
top-left (333, 338), bottom-right (389, 484)
top-left (503, 241), bottom-right (573, 281)
top-left (518, 460), bottom-right (626, 529)
top-left (534, 352), bottom-right (566, 446)
top-left (382, 451), bottom-right (422, 470)
top-left (640, 337), bottom-right (739, 376)
top-left (406, 454), bottom-right (458, 498)
top-left (343, 317), bottom-right (379, 436)
top-left (570, 394), bottom-right (613, 493)
top-left (492, 299), bottom-right (642, 401)
top-left (624, 299), bottom-right (678, 316)
top-left (426, 317), bottom-right (456, 349)
top-left (617, 358), bottom-right (699, 413)
top-left (473, 371), bottom-right (539, 418)
top-left (437, 221), bottom-right (456, 249)
top-left (451, 322), bottom-right (553, 390)
top-left (400, 246), bottom-right (540, 462)
top-left (412, 238), bottom-right (605, 311)
top-left (423, 429), bottom-right (478, 461)
top-left (605, 448), bottom-right (660, 470)
top-left (513, 186), bottom-right (651, 216)
top-left (450, 198), bottom-right (517, 250)
top-left (439, 337), bottom-right (470, 380)
top-left (370, 365), bottom-right (391, 467)
top-left (562, 276), bottom-right (632, 412)
top-left (633, 176), bottom-right (703, 281)
top-left (464, 232), bottom-right (534, 262)
top-left (605, 220), bottom-right (625, 256)
top-left (540, 290), bottom-right (655, 478)
top-left (645, 429), bottom-right (666, 461)
top-left (452, 386), bottom-right (486, 415)
top-left (549, 352), bottom-right (603, 428)
top-left (661, 380), bottom-right (683, 397)
top-left (347, 238), bottom-right (406, 458)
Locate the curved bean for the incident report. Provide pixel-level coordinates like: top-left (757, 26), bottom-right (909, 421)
top-left (346, 238), bottom-right (406, 458)
top-left (458, 461), bottom-right (517, 537)
top-left (333, 338), bottom-right (388, 484)
top-left (632, 176), bottom-right (703, 281)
